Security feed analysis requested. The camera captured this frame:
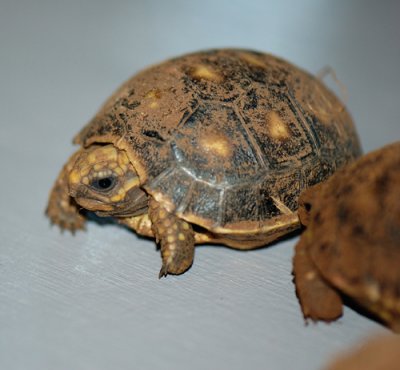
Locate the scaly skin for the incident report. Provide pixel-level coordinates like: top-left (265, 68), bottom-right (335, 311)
top-left (148, 198), bottom-right (195, 278)
top-left (46, 150), bottom-right (86, 233)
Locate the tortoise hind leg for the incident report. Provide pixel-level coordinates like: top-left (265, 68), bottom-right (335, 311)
top-left (149, 198), bottom-right (195, 278)
top-left (46, 150), bottom-right (86, 233)
top-left (293, 236), bottom-right (343, 322)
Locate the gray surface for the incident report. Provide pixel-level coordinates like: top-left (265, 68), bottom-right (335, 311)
top-left (1, 1), bottom-right (399, 370)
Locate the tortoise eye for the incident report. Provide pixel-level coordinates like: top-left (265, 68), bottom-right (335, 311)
top-left (90, 177), bottom-right (117, 191)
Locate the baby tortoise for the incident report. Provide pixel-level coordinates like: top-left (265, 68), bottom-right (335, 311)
top-left (46, 49), bottom-right (361, 277)
top-left (293, 141), bottom-right (400, 332)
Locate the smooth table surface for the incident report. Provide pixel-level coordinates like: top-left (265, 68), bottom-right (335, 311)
top-left (1, 1), bottom-right (399, 369)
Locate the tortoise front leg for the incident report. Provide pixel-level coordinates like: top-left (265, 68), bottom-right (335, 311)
top-left (293, 235), bottom-right (343, 322)
top-left (46, 150), bottom-right (86, 232)
top-left (149, 198), bottom-right (195, 278)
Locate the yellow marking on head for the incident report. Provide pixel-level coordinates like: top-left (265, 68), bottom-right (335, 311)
top-left (123, 177), bottom-right (140, 192)
top-left (239, 52), bottom-right (266, 68)
top-left (88, 145), bottom-right (118, 164)
top-left (267, 111), bottom-right (290, 140)
top-left (94, 163), bottom-right (102, 171)
top-left (82, 177), bottom-right (89, 185)
top-left (118, 151), bottom-right (130, 166)
top-left (114, 167), bottom-right (124, 176)
top-left (69, 170), bottom-right (81, 184)
top-left (199, 134), bottom-right (232, 157)
top-left (178, 233), bottom-right (185, 241)
top-left (111, 193), bottom-right (124, 202)
top-left (191, 65), bottom-right (222, 82)
top-left (80, 166), bottom-right (90, 177)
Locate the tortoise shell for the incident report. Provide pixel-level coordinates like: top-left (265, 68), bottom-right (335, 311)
top-left (294, 141), bottom-right (400, 332)
top-left (75, 49), bottom-right (361, 245)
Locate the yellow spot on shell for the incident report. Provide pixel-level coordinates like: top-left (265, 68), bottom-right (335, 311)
top-left (191, 65), bottom-right (222, 82)
top-left (145, 89), bottom-right (162, 109)
top-left (145, 89), bottom-right (162, 99)
top-left (178, 233), bottom-right (185, 241)
top-left (305, 271), bottom-right (316, 281)
top-left (149, 101), bottom-right (158, 109)
top-left (267, 111), bottom-right (290, 140)
top-left (200, 134), bottom-right (231, 157)
top-left (182, 223), bottom-right (190, 230)
top-left (167, 235), bottom-right (175, 243)
top-left (239, 52), bottom-right (266, 68)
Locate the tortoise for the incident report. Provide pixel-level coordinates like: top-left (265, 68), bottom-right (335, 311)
top-left (293, 141), bottom-right (400, 332)
top-left (46, 49), bottom-right (361, 277)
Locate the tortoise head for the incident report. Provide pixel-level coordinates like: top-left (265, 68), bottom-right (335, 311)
top-left (68, 144), bottom-right (148, 217)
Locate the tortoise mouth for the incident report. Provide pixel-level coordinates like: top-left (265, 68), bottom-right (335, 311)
top-left (74, 196), bottom-right (114, 213)
top-left (72, 184), bottom-right (149, 218)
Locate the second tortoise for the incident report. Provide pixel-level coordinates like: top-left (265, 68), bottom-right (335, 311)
top-left (293, 141), bottom-right (400, 332)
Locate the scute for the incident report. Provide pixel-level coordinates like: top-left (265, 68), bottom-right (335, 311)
top-left (75, 49), bottom-right (361, 235)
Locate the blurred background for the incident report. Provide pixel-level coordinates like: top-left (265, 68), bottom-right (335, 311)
top-left (1, 1), bottom-right (399, 370)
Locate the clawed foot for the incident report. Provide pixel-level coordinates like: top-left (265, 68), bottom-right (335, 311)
top-left (158, 257), bottom-right (194, 278)
top-left (149, 199), bottom-right (195, 278)
top-left (46, 154), bottom-right (86, 233)
top-left (159, 264), bottom-right (169, 279)
top-left (46, 197), bottom-right (86, 234)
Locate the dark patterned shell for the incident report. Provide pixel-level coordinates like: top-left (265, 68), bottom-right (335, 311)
top-left (75, 49), bottom-right (361, 236)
